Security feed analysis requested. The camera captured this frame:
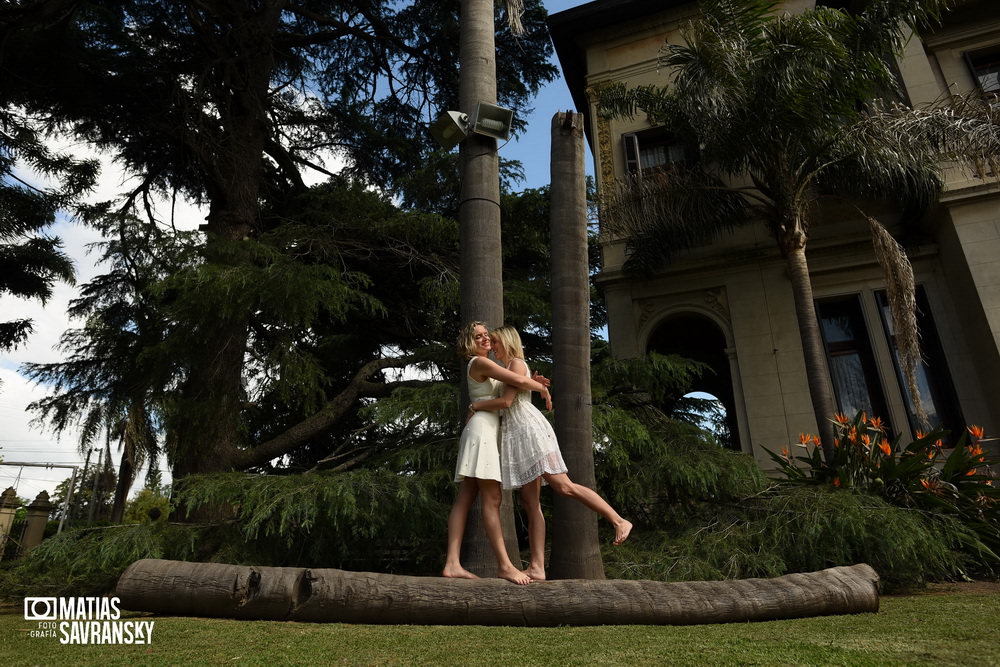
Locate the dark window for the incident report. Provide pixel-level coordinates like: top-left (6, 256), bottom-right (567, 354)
top-left (816, 295), bottom-right (892, 431)
top-left (965, 46), bottom-right (1000, 96)
top-left (874, 288), bottom-right (964, 440)
top-left (622, 128), bottom-right (695, 176)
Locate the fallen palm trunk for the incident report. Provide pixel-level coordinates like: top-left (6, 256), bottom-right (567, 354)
top-left (115, 559), bottom-right (879, 626)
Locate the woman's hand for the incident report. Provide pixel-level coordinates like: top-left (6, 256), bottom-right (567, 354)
top-left (541, 388), bottom-right (553, 411)
top-left (532, 371), bottom-right (551, 388)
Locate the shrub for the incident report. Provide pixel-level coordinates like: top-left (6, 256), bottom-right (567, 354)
top-left (765, 412), bottom-right (999, 568)
top-left (603, 485), bottom-right (979, 592)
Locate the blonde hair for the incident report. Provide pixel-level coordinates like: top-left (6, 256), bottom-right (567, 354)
top-left (489, 326), bottom-right (524, 361)
top-left (457, 320), bottom-right (490, 360)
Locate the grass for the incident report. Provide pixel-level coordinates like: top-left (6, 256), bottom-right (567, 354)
top-left (3, 587), bottom-right (998, 666)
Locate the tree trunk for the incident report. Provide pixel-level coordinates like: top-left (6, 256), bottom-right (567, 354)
top-left (784, 232), bottom-right (839, 461)
top-left (456, 0), bottom-right (520, 574)
top-left (116, 559), bottom-right (879, 626)
top-left (109, 444), bottom-right (135, 525)
top-left (547, 112), bottom-right (604, 580)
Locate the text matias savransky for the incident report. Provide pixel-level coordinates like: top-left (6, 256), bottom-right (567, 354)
top-left (24, 596), bottom-right (155, 644)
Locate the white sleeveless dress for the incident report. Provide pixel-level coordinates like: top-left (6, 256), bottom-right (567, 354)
top-left (454, 357), bottom-right (503, 482)
top-left (500, 359), bottom-right (568, 489)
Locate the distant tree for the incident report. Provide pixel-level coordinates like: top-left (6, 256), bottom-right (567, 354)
top-left (51, 465), bottom-right (115, 524)
top-left (0, 109), bottom-right (95, 356)
top-left (123, 484), bottom-right (171, 524)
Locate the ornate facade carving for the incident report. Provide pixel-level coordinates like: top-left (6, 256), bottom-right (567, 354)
top-left (636, 287), bottom-right (730, 327)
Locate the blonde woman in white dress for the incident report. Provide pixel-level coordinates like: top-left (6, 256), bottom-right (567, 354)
top-left (442, 321), bottom-right (552, 585)
top-left (469, 326), bottom-right (632, 581)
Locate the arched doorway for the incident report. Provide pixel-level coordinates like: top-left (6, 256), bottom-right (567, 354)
top-left (646, 312), bottom-right (741, 450)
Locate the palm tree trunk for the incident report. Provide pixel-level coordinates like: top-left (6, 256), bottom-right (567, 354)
top-left (457, 0), bottom-right (520, 574)
top-left (784, 231), bottom-right (838, 461)
top-left (548, 112), bottom-right (604, 579)
top-left (109, 445), bottom-right (134, 524)
top-left (117, 558), bottom-right (879, 625)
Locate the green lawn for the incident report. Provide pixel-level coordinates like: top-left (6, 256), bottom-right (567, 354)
top-left (4, 587), bottom-right (998, 666)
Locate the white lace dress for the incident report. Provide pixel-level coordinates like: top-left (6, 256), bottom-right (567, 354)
top-left (500, 360), bottom-right (568, 489)
top-left (454, 357), bottom-right (503, 482)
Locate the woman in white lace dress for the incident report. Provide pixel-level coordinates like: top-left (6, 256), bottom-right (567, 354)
top-left (442, 321), bottom-right (552, 585)
top-left (469, 326), bottom-right (632, 581)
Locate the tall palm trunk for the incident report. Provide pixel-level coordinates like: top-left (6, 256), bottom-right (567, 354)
top-left (783, 224), bottom-right (838, 461)
top-left (457, 0), bottom-right (520, 574)
top-left (548, 112), bottom-right (604, 579)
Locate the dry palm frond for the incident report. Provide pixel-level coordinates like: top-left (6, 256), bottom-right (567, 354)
top-left (502, 0), bottom-right (525, 36)
top-left (868, 215), bottom-right (927, 428)
top-left (855, 95), bottom-right (1000, 179)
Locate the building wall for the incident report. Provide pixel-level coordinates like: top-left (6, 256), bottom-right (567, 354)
top-left (559, 0), bottom-right (1000, 464)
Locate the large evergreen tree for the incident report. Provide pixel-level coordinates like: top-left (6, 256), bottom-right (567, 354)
top-left (3, 0), bottom-right (556, 478)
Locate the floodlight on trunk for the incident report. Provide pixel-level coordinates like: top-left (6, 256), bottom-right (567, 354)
top-left (430, 102), bottom-right (514, 151)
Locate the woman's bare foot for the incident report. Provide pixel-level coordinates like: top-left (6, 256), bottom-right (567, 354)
top-left (442, 564), bottom-right (479, 579)
top-left (523, 566), bottom-right (546, 581)
top-left (612, 519), bottom-right (633, 546)
top-left (498, 564), bottom-right (532, 585)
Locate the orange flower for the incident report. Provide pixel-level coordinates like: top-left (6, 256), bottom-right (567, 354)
top-left (861, 433), bottom-right (871, 447)
top-left (879, 440), bottom-right (892, 457)
top-left (916, 430), bottom-right (926, 440)
top-left (799, 433), bottom-right (810, 446)
top-left (968, 424), bottom-right (985, 440)
top-left (860, 411), bottom-right (867, 425)
top-left (781, 447), bottom-right (791, 460)
top-left (812, 435), bottom-right (821, 447)
top-left (966, 468), bottom-right (977, 477)
top-left (833, 477), bottom-right (841, 487)
top-left (869, 416), bottom-right (884, 431)
top-left (920, 478), bottom-right (938, 491)
top-left (935, 439), bottom-right (944, 449)
top-left (849, 427), bottom-right (858, 443)
top-left (835, 413), bottom-right (850, 425)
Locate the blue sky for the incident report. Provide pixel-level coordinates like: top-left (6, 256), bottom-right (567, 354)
top-left (506, 0), bottom-right (592, 190)
top-left (0, 0), bottom-right (593, 502)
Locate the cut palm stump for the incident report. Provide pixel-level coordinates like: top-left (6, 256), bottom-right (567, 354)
top-left (116, 559), bottom-right (878, 625)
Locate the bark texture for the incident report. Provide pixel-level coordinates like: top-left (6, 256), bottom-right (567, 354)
top-left (548, 111), bottom-right (604, 579)
top-left (784, 235), bottom-right (839, 460)
top-left (116, 559), bottom-right (879, 626)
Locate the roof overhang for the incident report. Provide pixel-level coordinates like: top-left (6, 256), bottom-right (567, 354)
top-left (547, 0), bottom-right (691, 148)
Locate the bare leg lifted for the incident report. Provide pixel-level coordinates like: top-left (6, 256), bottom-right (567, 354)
top-left (544, 473), bottom-right (633, 546)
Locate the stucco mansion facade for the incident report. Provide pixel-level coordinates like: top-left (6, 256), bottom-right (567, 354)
top-left (549, 0), bottom-right (1000, 463)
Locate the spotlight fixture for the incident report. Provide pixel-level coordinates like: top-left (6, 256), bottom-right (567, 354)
top-left (429, 102), bottom-right (514, 150)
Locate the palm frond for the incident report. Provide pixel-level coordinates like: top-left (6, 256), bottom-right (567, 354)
top-left (501, 0), bottom-right (525, 36)
top-left (601, 166), bottom-right (754, 273)
top-left (826, 95), bottom-right (1000, 205)
top-left (593, 82), bottom-right (677, 125)
top-left (867, 215), bottom-right (927, 428)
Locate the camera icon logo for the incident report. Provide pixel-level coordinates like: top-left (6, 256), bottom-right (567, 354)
top-left (24, 597), bottom-right (58, 621)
